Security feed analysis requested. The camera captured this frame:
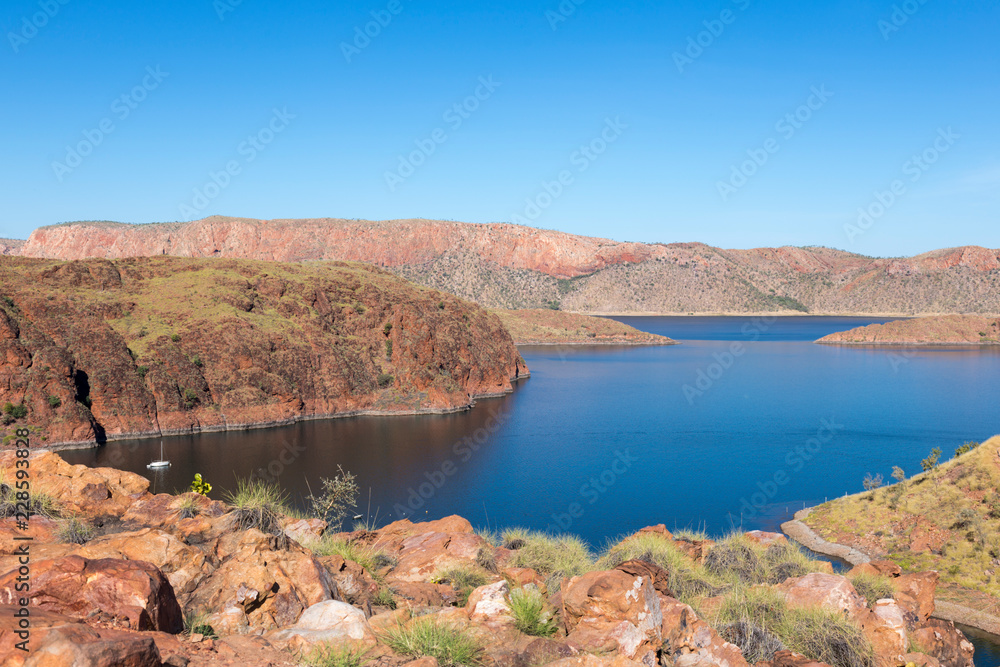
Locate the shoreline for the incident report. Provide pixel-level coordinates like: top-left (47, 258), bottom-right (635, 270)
top-left (816, 340), bottom-right (1000, 347)
top-left (30, 377), bottom-right (529, 452)
top-left (513, 339), bottom-right (678, 347)
top-left (582, 311), bottom-right (998, 318)
top-left (782, 507), bottom-right (1000, 639)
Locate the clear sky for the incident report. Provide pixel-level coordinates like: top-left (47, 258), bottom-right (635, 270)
top-left (1, 0), bottom-right (997, 257)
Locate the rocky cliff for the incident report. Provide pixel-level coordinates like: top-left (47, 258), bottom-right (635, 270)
top-left (13, 217), bottom-right (1000, 314)
top-left (817, 315), bottom-right (1000, 345)
top-left (0, 239), bottom-right (22, 256)
top-left (0, 256), bottom-right (525, 447)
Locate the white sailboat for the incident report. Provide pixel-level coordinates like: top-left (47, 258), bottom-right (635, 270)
top-left (146, 441), bottom-right (170, 469)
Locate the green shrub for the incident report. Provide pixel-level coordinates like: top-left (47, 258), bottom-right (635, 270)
top-left (137, 365), bottom-right (150, 379)
top-left (192, 355), bottom-right (203, 368)
top-left (57, 517), bottom-right (94, 544)
top-left (717, 586), bottom-right (789, 629)
top-left (381, 617), bottom-right (484, 666)
top-left (849, 573), bottom-right (895, 605)
top-left (306, 465), bottom-right (359, 531)
top-left (377, 373), bottom-right (394, 388)
top-left (189, 473), bottom-right (212, 496)
top-left (171, 333), bottom-right (181, 342)
top-left (224, 479), bottom-right (289, 536)
top-left (705, 534), bottom-right (818, 586)
top-left (385, 340), bottom-right (393, 359)
top-left (176, 494), bottom-right (201, 519)
top-left (383, 322), bottom-right (393, 336)
top-left (300, 643), bottom-right (368, 667)
top-left (505, 530), bottom-right (593, 590)
top-left (373, 585), bottom-right (397, 609)
top-left (304, 535), bottom-right (390, 573)
top-left (183, 610), bottom-right (217, 639)
top-left (2, 403), bottom-right (27, 419)
top-left (508, 587), bottom-right (558, 637)
top-left (432, 565), bottom-right (489, 606)
top-left (955, 441), bottom-right (980, 457)
top-left (599, 531), bottom-right (723, 602)
top-left (47, 395), bottom-right (61, 409)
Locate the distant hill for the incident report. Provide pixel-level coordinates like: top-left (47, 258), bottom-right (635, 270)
top-left (493, 309), bottom-right (676, 345)
top-left (817, 315), bottom-right (1000, 345)
top-left (12, 216), bottom-right (1000, 315)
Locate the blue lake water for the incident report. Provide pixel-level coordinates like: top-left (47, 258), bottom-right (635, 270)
top-left (63, 315), bottom-right (1000, 662)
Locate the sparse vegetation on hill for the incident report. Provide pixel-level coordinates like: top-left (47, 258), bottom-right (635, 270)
top-left (805, 436), bottom-right (1000, 598)
top-left (492, 308), bottom-right (677, 345)
top-left (817, 314), bottom-right (1000, 345)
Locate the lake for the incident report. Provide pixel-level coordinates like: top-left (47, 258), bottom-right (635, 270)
top-left (63, 315), bottom-right (1000, 663)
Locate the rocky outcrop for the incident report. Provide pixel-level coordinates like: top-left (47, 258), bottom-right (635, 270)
top-left (0, 255), bottom-right (525, 447)
top-left (817, 315), bottom-right (1000, 345)
top-left (13, 217), bottom-right (1000, 314)
top-left (0, 238), bottom-right (24, 256)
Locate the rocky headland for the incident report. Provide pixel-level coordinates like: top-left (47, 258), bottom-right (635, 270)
top-left (9, 217), bottom-right (1000, 314)
top-left (817, 315), bottom-right (1000, 345)
top-left (493, 310), bottom-right (676, 346)
top-left (787, 436), bottom-right (1000, 636)
top-left (0, 450), bottom-right (981, 667)
top-left (0, 256), bottom-right (525, 449)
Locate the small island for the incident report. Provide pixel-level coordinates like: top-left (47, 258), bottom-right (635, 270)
top-left (817, 315), bottom-right (1000, 346)
top-left (493, 309), bottom-right (677, 346)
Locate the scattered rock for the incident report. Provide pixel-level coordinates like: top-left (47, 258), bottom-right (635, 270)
top-left (776, 573), bottom-right (867, 619)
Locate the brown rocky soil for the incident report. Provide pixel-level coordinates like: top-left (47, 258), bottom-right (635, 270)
top-left (492, 309), bottom-right (676, 345)
top-left (816, 315), bottom-right (1000, 345)
top-left (11, 217), bottom-right (1000, 314)
top-left (0, 256), bottom-right (525, 448)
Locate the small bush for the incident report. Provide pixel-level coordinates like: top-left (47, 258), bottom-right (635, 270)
top-left (373, 585), bottom-right (397, 609)
top-left (385, 340), bottom-right (393, 359)
top-left (224, 479), bottom-right (289, 536)
top-left (476, 545), bottom-right (498, 573)
top-left (47, 395), bottom-right (61, 409)
top-left (183, 611), bottom-right (217, 639)
top-left (306, 465), bottom-right (359, 531)
top-left (2, 403), bottom-right (27, 420)
top-left (57, 517), bottom-right (95, 544)
top-left (170, 333), bottom-right (181, 342)
top-left (849, 573), bottom-right (895, 605)
top-left (599, 532), bottom-right (724, 602)
top-left (505, 530), bottom-right (593, 590)
top-left (718, 586), bottom-right (789, 630)
top-left (509, 587), bottom-right (558, 637)
top-left (137, 365), bottom-right (150, 379)
top-left (955, 441), bottom-right (980, 457)
top-left (501, 526), bottom-right (530, 550)
top-left (383, 322), bottom-right (393, 336)
top-left (377, 373), bottom-right (394, 388)
top-left (300, 643), bottom-right (368, 667)
top-left (381, 617), bottom-right (484, 666)
top-left (189, 473), bottom-right (212, 495)
top-left (192, 355), bottom-right (203, 368)
top-left (432, 565), bottom-right (489, 606)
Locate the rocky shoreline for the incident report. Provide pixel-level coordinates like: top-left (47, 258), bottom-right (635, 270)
top-left (0, 450), bottom-right (984, 667)
top-left (816, 315), bottom-right (1000, 346)
top-left (782, 508), bottom-right (1000, 639)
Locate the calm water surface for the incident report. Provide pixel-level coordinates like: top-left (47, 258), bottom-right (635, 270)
top-left (63, 316), bottom-right (1000, 662)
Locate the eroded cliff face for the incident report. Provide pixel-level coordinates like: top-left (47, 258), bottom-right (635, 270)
top-left (0, 256), bottom-right (525, 447)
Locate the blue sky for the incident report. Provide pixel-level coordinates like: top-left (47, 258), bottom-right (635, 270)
top-left (1, 0), bottom-right (997, 256)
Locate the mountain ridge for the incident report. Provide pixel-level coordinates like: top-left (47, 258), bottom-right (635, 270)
top-left (9, 216), bottom-right (1000, 315)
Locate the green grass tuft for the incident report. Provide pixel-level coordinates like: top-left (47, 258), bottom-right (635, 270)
top-left (848, 572), bottom-right (895, 606)
top-left (381, 617), bottom-right (484, 666)
top-left (299, 643), bottom-right (368, 667)
top-left (224, 478), bottom-right (289, 536)
top-left (508, 587), bottom-right (558, 637)
top-left (504, 530), bottom-right (593, 590)
top-left (432, 565), bottom-right (489, 606)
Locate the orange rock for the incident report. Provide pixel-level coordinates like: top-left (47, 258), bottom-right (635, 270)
top-left (562, 569), bottom-right (663, 662)
top-left (776, 573), bottom-right (867, 619)
top-left (659, 596), bottom-right (750, 667)
top-left (0, 605), bottom-right (162, 667)
top-left (892, 571), bottom-right (938, 623)
top-left (744, 531), bottom-right (788, 547)
top-left (0, 555), bottom-right (182, 632)
top-left (387, 530), bottom-right (486, 583)
top-left (909, 619), bottom-right (974, 667)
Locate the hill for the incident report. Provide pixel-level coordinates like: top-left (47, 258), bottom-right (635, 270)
top-left (817, 315), bottom-right (1000, 345)
top-left (494, 309), bottom-right (676, 345)
top-left (800, 437), bottom-right (1000, 619)
top-left (0, 256), bottom-right (524, 447)
top-left (12, 216), bottom-right (1000, 315)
